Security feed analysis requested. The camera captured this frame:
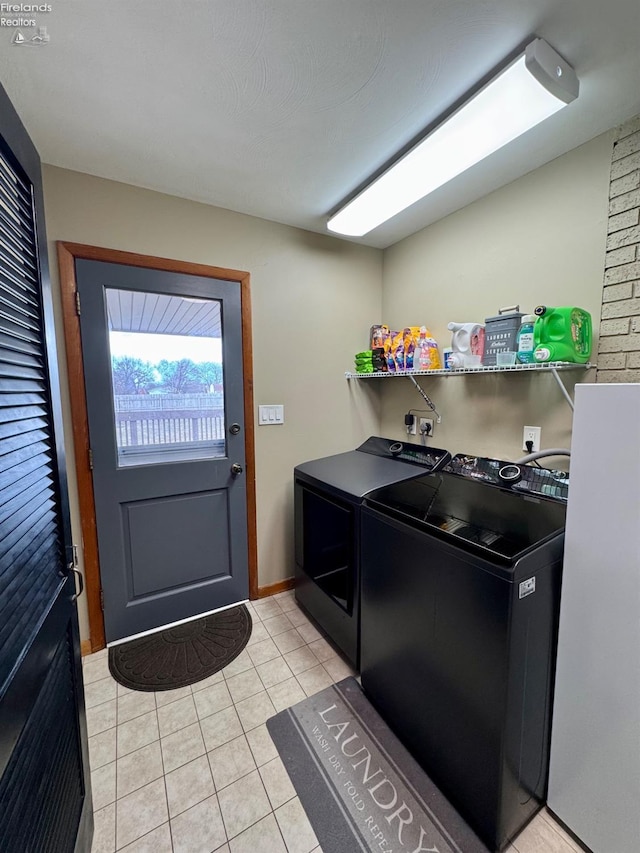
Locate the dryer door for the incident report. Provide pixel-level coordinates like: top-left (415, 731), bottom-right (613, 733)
top-left (294, 479), bottom-right (359, 666)
top-left (295, 482), bottom-right (354, 615)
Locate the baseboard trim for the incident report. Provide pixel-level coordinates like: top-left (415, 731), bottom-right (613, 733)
top-left (256, 578), bottom-right (295, 598)
top-left (80, 639), bottom-right (93, 657)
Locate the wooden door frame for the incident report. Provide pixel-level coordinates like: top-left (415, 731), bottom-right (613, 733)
top-left (57, 242), bottom-right (259, 653)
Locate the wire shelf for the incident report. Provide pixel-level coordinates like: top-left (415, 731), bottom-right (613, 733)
top-left (345, 362), bottom-right (596, 379)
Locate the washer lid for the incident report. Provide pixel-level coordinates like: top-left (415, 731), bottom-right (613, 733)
top-left (366, 472), bottom-right (566, 562)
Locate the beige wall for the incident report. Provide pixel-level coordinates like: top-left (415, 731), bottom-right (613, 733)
top-left (377, 131), bottom-right (615, 462)
top-left (43, 128), bottom-right (618, 642)
top-left (42, 166), bottom-right (383, 641)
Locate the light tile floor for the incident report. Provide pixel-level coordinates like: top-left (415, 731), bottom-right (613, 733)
top-left (85, 590), bottom-right (581, 853)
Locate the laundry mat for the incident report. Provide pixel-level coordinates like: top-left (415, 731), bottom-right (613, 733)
top-left (108, 604), bottom-right (252, 691)
top-left (267, 678), bottom-right (490, 853)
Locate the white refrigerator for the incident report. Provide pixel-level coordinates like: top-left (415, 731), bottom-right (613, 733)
top-left (548, 383), bottom-right (640, 852)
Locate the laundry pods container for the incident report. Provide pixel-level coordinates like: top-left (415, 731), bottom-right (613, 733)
top-left (483, 306), bottom-right (524, 366)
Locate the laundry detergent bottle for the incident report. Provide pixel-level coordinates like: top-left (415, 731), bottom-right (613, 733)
top-left (533, 306), bottom-right (592, 364)
top-left (448, 322), bottom-right (485, 368)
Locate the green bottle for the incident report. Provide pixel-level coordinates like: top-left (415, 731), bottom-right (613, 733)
top-left (533, 306), bottom-right (592, 364)
top-left (516, 315), bottom-right (537, 364)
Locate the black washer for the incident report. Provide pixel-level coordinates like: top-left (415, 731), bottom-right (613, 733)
top-left (359, 458), bottom-right (567, 850)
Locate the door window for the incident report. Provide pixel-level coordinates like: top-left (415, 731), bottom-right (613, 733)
top-left (106, 288), bottom-right (225, 467)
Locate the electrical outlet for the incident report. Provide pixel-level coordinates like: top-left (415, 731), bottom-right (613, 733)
top-left (406, 415), bottom-right (417, 435)
top-left (419, 417), bottom-right (434, 437)
top-left (523, 425), bottom-right (541, 452)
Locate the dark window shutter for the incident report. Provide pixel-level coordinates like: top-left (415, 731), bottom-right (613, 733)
top-left (0, 626), bottom-right (82, 853)
top-left (0, 145), bottom-right (65, 690)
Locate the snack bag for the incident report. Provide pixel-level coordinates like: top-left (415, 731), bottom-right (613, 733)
top-left (403, 327), bottom-right (421, 371)
top-left (384, 332), bottom-right (397, 372)
top-left (370, 324), bottom-right (390, 350)
top-left (416, 327), bottom-right (442, 370)
top-left (392, 330), bottom-right (405, 371)
top-left (372, 348), bottom-right (386, 372)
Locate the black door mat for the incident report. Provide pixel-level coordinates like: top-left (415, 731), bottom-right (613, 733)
top-left (108, 604), bottom-right (252, 691)
top-left (267, 677), bottom-right (492, 853)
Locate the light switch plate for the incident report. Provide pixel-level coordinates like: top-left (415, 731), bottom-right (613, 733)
top-left (259, 404), bottom-right (284, 425)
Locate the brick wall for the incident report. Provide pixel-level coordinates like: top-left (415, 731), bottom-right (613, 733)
top-left (597, 115), bottom-right (640, 382)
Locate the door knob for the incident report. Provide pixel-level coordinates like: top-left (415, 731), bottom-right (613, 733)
top-left (231, 463), bottom-right (244, 475)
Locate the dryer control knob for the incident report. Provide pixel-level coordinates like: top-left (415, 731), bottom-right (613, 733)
top-left (389, 442), bottom-right (404, 456)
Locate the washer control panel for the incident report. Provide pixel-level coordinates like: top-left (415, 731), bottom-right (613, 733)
top-left (444, 454), bottom-right (569, 502)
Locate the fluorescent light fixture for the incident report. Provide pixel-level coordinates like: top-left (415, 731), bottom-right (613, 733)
top-left (327, 38), bottom-right (579, 237)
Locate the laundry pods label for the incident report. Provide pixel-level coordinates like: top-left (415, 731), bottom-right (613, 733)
top-left (519, 577), bottom-right (536, 599)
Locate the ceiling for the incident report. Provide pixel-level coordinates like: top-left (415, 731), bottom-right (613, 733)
top-left (106, 290), bottom-right (221, 337)
top-left (0, 0), bottom-right (638, 248)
